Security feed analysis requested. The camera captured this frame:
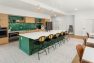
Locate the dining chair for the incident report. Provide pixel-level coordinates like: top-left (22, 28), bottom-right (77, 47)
top-left (34, 36), bottom-right (47, 60)
top-left (87, 32), bottom-right (94, 38)
top-left (76, 44), bottom-right (85, 63)
top-left (83, 38), bottom-right (87, 46)
top-left (87, 33), bottom-right (89, 38)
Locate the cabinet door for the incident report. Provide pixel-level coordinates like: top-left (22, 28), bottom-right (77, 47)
top-left (0, 37), bottom-right (8, 44)
top-left (25, 17), bottom-right (35, 23)
top-left (0, 13), bottom-right (8, 27)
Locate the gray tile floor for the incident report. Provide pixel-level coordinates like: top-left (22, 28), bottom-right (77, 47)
top-left (0, 38), bottom-right (83, 63)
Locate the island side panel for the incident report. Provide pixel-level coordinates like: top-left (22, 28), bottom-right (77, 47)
top-left (19, 36), bottom-right (30, 55)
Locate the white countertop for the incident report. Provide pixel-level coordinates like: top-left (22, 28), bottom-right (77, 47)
top-left (82, 47), bottom-right (94, 62)
top-left (19, 30), bottom-right (63, 40)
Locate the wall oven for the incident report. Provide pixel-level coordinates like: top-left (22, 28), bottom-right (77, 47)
top-left (0, 27), bottom-right (7, 38)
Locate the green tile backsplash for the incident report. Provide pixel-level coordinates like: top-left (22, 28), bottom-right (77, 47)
top-left (8, 15), bottom-right (42, 31)
top-left (9, 23), bottom-right (42, 31)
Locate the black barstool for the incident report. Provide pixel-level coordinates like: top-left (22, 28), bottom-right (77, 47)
top-left (53, 33), bottom-right (60, 47)
top-left (34, 36), bottom-right (47, 60)
top-left (46, 34), bottom-right (55, 53)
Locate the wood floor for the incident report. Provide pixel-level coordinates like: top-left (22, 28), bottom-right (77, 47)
top-left (72, 54), bottom-right (80, 63)
top-left (0, 38), bottom-right (83, 63)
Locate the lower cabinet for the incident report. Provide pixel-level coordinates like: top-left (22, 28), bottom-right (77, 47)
top-left (0, 37), bottom-right (8, 44)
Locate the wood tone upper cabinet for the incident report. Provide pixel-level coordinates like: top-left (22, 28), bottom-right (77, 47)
top-left (0, 13), bottom-right (8, 27)
top-left (25, 17), bottom-right (35, 23)
top-left (41, 19), bottom-right (46, 26)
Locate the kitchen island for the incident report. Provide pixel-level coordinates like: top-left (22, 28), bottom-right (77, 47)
top-left (19, 30), bottom-right (63, 55)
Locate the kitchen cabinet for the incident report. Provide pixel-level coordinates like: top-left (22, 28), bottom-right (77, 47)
top-left (0, 13), bottom-right (8, 27)
top-left (0, 37), bottom-right (8, 44)
top-left (25, 17), bottom-right (35, 23)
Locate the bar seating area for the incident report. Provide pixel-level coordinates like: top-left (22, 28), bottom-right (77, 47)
top-left (31, 31), bottom-right (67, 60)
top-left (19, 30), bottom-right (67, 56)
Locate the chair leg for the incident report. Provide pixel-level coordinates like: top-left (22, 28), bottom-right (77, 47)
top-left (44, 49), bottom-right (47, 55)
top-left (38, 51), bottom-right (40, 60)
top-left (48, 47), bottom-right (50, 53)
top-left (55, 43), bottom-right (57, 49)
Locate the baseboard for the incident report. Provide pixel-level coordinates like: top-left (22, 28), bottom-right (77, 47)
top-left (69, 34), bottom-right (87, 39)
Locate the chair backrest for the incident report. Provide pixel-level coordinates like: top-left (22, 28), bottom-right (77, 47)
top-left (55, 33), bottom-right (60, 38)
top-left (65, 31), bottom-right (69, 35)
top-left (61, 32), bottom-right (64, 35)
top-left (48, 34), bottom-right (54, 39)
top-left (38, 36), bottom-right (46, 43)
top-left (87, 33), bottom-right (89, 38)
top-left (76, 44), bottom-right (84, 62)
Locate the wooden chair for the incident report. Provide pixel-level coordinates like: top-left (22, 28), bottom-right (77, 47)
top-left (87, 33), bottom-right (89, 38)
top-left (76, 44), bottom-right (85, 63)
top-left (64, 31), bottom-right (69, 41)
top-left (83, 38), bottom-right (87, 46)
top-left (87, 32), bottom-right (94, 38)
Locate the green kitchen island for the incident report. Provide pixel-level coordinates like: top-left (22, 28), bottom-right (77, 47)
top-left (19, 30), bottom-right (63, 55)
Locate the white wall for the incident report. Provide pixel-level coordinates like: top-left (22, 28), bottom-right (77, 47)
top-left (0, 5), bottom-right (50, 19)
top-left (52, 15), bottom-right (74, 31)
top-left (52, 16), bottom-right (63, 30)
top-left (74, 11), bottom-right (94, 36)
top-left (62, 15), bottom-right (74, 31)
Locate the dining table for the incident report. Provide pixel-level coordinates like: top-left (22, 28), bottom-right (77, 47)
top-left (88, 33), bottom-right (94, 38)
top-left (87, 38), bottom-right (94, 44)
top-left (82, 46), bottom-right (94, 63)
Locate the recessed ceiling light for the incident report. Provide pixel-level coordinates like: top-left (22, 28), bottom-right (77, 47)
top-left (74, 8), bottom-right (78, 11)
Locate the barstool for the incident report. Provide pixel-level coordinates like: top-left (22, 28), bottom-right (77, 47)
top-left (53, 33), bottom-right (60, 47)
top-left (64, 31), bottom-right (69, 42)
top-left (34, 36), bottom-right (47, 60)
top-left (59, 32), bottom-right (65, 44)
top-left (46, 34), bottom-right (55, 53)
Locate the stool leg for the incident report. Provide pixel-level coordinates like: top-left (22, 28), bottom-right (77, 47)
top-left (48, 47), bottom-right (50, 53)
top-left (44, 49), bottom-right (47, 55)
top-left (38, 51), bottom-right (40, 60)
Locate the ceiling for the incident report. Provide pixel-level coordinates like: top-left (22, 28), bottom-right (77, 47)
top-left (0, 0), bottom-right (94, 15)
top-left (35, 0), bottom-right (94, 13)
top-left (0, 0), bottom-right (64, 16)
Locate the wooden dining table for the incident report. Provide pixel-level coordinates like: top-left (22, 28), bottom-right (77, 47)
top-left (86, 38), bottom-right (94, 47)
top-left (88, 33), bottom-right (94, 38)
top-left (82, 47), bottom-right (94, 63)
top-left (89, 33), bottom-right (94, 36)
top-left (87, 38), bottom-right (94, 44)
